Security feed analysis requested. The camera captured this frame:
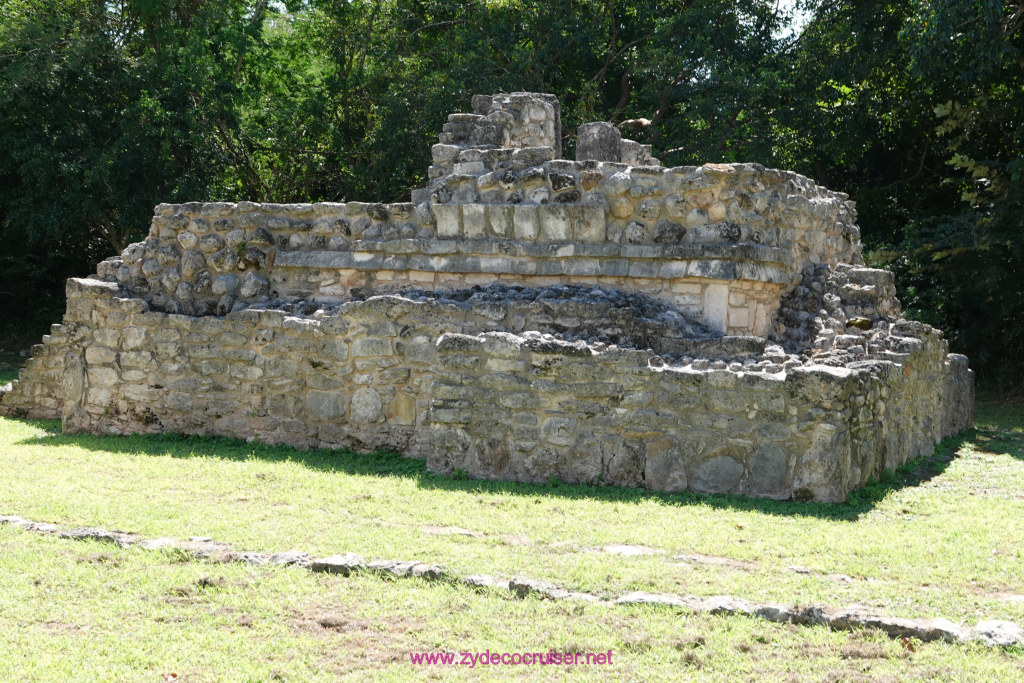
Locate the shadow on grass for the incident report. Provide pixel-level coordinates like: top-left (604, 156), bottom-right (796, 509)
top-left (8, 416), bottom-right (981, 522)
top-left (973, 399), bottom-right (1024, 460)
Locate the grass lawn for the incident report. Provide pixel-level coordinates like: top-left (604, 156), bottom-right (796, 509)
top-left (0, 391), bottom-right (1022, 679)
top-left (1, 526), bottom-right (1021, 682)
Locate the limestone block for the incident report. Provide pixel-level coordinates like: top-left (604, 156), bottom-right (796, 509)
top-left (643, 439), bottom-right (687, 492)
top-left (476, 172), bottom-right (498, 190)
top-left (210, 274), bottom-right (239, 296)
top-left (160, 267), bottom-right (181, 291)
top-left (729, 306), bottom-right (750, 329)
top-left (174, 282), bottom-right (194, 302)
top-left (199, 233), bottom-right (226, 253)
top-left (565, 259), bottom-right (600, 277)
top-left (479, 257), bottom-right (510, 274)
top-left (208, 249), bottom-right (238, 273)
top-left (86, 367), bottom-right (119, 388)
top-left (180, 250), bottom-right (206, 280)
top-left (352, 338), bottom-right (393, 357)
top-left (432, 204), bottom-right (461, 237)
top-left (453, 161), bottom-right (485, 175)
top-left (579, 171), bottom-right (602, 191)
top-left (663, 195), bottom-right (686, 220)
top-left (350, 387), bottom-right (383, 423)
top-left (602, 438), bottom-right (645, 487)
top-left (653, 220), bottom-right (686, 244)
top-left (514, 205), bottom-right (540, 240)
top-left (462, 204), bottom-right (486, 238)
top-left (572, 205), bottom-right (606, 242)
top-left (120, 351), bottom-right (154, 367)
top-left (122, 327), bottom-right (147, 350)
top-left (306, 390), bottom-right (346, 420)
top-left (624, 221), bottom-right (647, 243)
top-left (387, 393), bottom-right (416, 425)
top-left (659, 261), bottom-right (689, 279)
top-left (743, 443), bottom-right (789, 498)
top-left (577, 122), bottom-right (621, 163)
top-left (601, 259), bottom-right (629, 277)
top-left (600, 172), bottom-right (629, 198)
top-left (85, 387), bottom-right (113, 408)
top-left (610, 198), bottom-right (634, 220)
top-left (539, 206), bottom-right (571, 241)
top-left (627, 261), bottom-right (659, 278)
top-left (690, 453), bottom-right (744, 494)
top-left (525, 186), bottom-right (548, 203)
top-left (239, 271), bottom-right (269, 299)
top-left (141, 259), bottom-right (161, 278)
top-left (431, 143), bottom-right (461, 163)
top-left (85, 346), bottom-right (117, 365)
top-left (155, 244), bottom-right (180, 267)
top-left (548, 172), bottom-right (576, 193)
top-left (121, 243), bottom-right (145, 265)
top-left (638, 200), bottom-right (661, 221)
top-left (238, 246), bottom-right (267, 271)
top-left (486, 205), bottom-right (514, 237)
top-left (176, 231), bottom-right (198, 250)
top-left (703, 283), bottom-right (729, 333)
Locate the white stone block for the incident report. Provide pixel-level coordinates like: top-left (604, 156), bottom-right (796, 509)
top-left (486, 205), bottom-right (513, 237)
top-left (729, 306), bottom-right (750, 329)
top-left (703, 283), bottom-right (729, 333)
top-left (514, 205), bottom-right (539, 240)
top-left (431, 204), bottom-right (461, 237)
top-left (572, 205), bottom-right (606, 242)
top-left (462, 205), bottom-right (486, 238)
top-left (539, 206), bottom-right (571, 241)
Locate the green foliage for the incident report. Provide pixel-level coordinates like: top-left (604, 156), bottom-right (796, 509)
top-left (894, 0), bottom-right (1024, 386)
top-left (0, 0), bottom-right (1022, 386)
top-left (0, 0), bottom-right (267, 323)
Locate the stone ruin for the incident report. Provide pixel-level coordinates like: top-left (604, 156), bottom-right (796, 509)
top-left (0, 92), bottom-right (974, 502)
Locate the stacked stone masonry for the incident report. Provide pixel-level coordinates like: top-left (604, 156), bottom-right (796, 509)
top-left (0, 92), bottom-right (973, 502)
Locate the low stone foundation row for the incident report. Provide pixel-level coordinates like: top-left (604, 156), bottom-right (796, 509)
top-left (1, 276), bottom-right (972, 502)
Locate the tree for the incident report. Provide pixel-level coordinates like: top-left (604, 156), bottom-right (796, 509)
top-left (0, 0), bottom-right (267, 328)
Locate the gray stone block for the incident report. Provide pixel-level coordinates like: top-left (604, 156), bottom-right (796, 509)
top-left (432, 204), bottom-right (461, 237)
top-left (576, 122), bottom-right (621, 162)
top-left (513, 205), bottom-right (539, 240)
top-left (539, 206), bottom-right (571, 241)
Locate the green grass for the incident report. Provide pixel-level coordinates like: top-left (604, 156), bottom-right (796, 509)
top-left (0, 525), bottom-right (1021, 682)
top-left (0, 399), bottom-right (1022, 679)
top-left (2, 410), bottom-right (1024, 625)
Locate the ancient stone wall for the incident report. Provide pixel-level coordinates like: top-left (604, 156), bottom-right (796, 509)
top-left (99, 159), bottom-right (858, 338)
top-left (429, 330), bottom-right (972, 502)
top-left (0, 91), bottom-right (975, 503)
top-left (2, 275), bottom-right (971, 502)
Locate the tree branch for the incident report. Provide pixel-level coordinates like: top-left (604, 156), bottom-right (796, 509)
top-left (876, 142), bottom-right (932, 191)
top-left (610, 68), bottom-right (632, 123)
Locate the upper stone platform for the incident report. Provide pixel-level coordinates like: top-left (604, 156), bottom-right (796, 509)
top-left (99, 92), bottom-right (863, 338)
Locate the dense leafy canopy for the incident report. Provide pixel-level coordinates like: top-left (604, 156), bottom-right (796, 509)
top-left (0, 0), bottom-right (1021, 386)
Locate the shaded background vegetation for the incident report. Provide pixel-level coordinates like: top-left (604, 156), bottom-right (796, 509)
top-left (1, 0), bottom-right (1021, 388)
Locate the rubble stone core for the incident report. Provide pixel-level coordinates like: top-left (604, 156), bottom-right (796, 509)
top-left (0, 92), bottom-right (973, 502)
